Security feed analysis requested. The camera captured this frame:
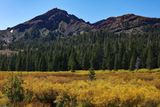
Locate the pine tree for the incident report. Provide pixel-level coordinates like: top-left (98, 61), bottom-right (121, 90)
top-left (38, 55), bottom-right (47, 71)
top-left (122, 51), bottom-right (128, 70)
top-left (48, 53), bottom-right (53, 71)
top-left (68, 51), bottom-right (77, 72)
top-left (104, 43), bottom-right (113, 70)
top-left (88, 68), bottom-right (96, 81)
top-left (16, 52), bottom-right (22, 71)
top-left (158, 53), bottom-right (160, 68)
top-left (82, 53), bottom-right (89, 70)
top-left (129, 51), bottom-right (136, 70)
top-left (146, 45), bottom-right (154, 69)
top-left (114, 54), bottom-right (119, 70)
top-left (8, 56), bottom-right (16, 71)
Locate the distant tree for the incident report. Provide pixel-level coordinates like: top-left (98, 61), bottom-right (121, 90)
top-left (1, 30), bottom-right (160, 71)
top-left (88, 68), bottom-right (96, 81)
top-left (158, 53), bottom-right (160, 68)
top-left (114, 54), bottom-right (119, 70)
top-left (129, 51), bottom-right (136, 70)
top-left (121, 51), bottom-right (128, 70)
top-left (8, 56), bottom-right (16, 71)
top-left (135, 57), bottom-right (141, 70)
top-left (104, 43), bottom-right (113, 70)
top-left (38, 55), bottom-right (47, 71)
top-left (82, 53), bottom-right (90, 70)
top-left (16, 51), bottom-right (24, 71)
top-left (68, 51), bottom-right (77, 72)
top-left (146, 45), bottom-right (154, 69)
top-left (47, 53), bottom-right (54, 71)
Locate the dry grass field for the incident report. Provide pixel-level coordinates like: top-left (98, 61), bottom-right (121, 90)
top-left (0, 69), bottom-right (160, 107)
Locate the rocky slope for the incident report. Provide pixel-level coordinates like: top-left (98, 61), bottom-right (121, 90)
top-left (93, 14), bottom-right (160, 33)
top-left (1, 8), bottom-right (160, 47)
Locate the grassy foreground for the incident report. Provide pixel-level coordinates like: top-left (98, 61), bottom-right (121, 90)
top-left (0, 69), bottom-right (160, 107)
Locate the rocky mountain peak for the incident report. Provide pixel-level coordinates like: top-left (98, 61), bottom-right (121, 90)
top-left (11, 8), bottom-right (86, 32)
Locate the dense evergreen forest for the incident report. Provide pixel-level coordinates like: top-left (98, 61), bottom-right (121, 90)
top-left (0, 30), bottom-right (160, 71)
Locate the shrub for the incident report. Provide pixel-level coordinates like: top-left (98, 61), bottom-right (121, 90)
top-left (24, 89), bottom-right (33, 102)
top-left (88, 68), bottom-right (96, 81)
top-left (2, 75), bottom-right (24, 103)
top-left (0, 91), bottom-right (9, 106)
top-left (32, 82), bottom-right (59, 107)
top-left (71, 69), bottom-right (76, 73)
top-left (36, 89), bottom-right (58, 106)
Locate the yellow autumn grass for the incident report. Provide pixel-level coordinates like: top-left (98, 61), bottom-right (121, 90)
top-left (0, 91), bottom-right (9, 106)
top-left (0, 69), bottom-right (159, 107)
top-left (23, 79), bottom-right (160, 107)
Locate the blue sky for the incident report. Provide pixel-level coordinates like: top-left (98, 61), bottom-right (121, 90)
top-left (0, 0), bottom-right (160, 30)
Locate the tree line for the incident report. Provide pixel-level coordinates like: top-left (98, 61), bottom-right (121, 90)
top-left (0, 30), bottom-right (160, 71)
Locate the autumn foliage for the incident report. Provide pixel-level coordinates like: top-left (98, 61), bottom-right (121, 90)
top-left (0, 70), bottom-right (159, 107)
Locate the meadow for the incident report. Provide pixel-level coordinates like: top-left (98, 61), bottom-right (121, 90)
top-left (0, 69), bottom-right (160, 107)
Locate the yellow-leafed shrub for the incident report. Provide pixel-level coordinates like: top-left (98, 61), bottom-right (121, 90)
top-left (0, 71), bottom-right (160, 107)
top-left (0, 91), bottom-right (9, 106)
top-left (23, 79), bottom-right (160, 107)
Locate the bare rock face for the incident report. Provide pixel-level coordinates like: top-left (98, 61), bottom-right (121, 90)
top-left (93, 14), bottom-right (160, 33)
top-left (11, 8), bottom-right (91, 35)
top-left (0, 30), bottom-right (14, 47)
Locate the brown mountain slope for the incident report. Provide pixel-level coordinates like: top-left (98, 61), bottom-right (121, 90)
top-left (93, 14), bottom-right (160, 33)
top-left (1, 8), bottom-right (160, 47)
top-left (11, 8), bottom-right (91, 35)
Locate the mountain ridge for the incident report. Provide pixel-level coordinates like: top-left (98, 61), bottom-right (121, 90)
top-left (6, 8), bottom-right (160, 32)
top-left (1, 8), bottom-right (160, 47)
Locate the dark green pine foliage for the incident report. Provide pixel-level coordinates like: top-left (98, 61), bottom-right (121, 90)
top-left (129, 51), bottom-right (136, 71)
top-left (68, 50), bottom-right (78, 72)
top-left (0, 30), bottom-right (160, 71)
top-left (121, 51), bottom-right (129, 70)
top-left (38, 55), bottom-right (47, 71)
top-left (146, 44), bottom-right (154, 69)
top-left (88, 68), bottom-right (96, 81)
top-left (102, 42), bottom-right (113, 70)
top-left (114, 54), bottom-right (119, 71)
top-left (158, 53), bottom-right (160, 68)
top-left (16, 51), bottom-right (24, 71)
top-left (82, 53), bottom-right (90, 70)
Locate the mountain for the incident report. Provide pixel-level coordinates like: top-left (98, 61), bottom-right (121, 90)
top-left (0, 8), bottom-right (91, 47)
top-left (11, 8), bottom-right (91, 34)
top-left (93, 14), bottom-right (160, 33)
top-left (1, 8), bottom-right (160, 48)
top-left (1, 8), bottom-right (160, 71)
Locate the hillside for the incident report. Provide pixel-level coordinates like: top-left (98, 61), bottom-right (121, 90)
top-left (1, 8), bottom-right (160, 48)
top-left (0, 8), bottom-right (91, 47)
top-left (0, 8), bottom-right (160, 71)
top-left (93, 14), bottom-right (160, 33)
